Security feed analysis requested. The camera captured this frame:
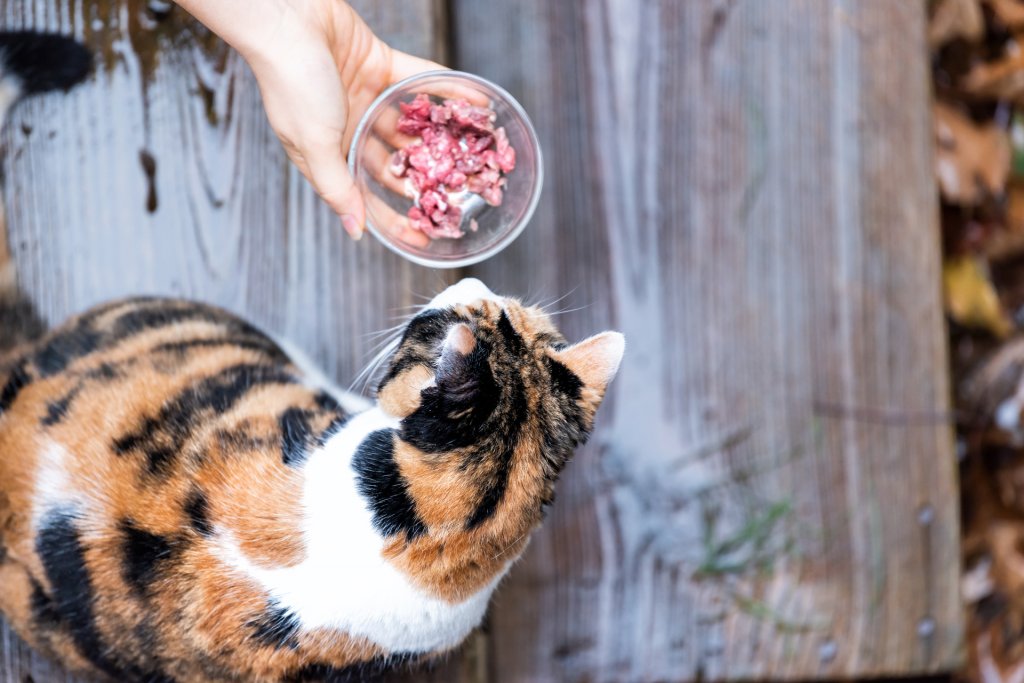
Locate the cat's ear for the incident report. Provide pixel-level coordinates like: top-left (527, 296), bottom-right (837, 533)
top-left (438, 323), bottom-right (475, 370)
top-left (436, 323), bottom-right (480, 395)
top-left (550, 331), bottom-right (625, 396)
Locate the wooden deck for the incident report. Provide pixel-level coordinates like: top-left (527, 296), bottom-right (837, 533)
top-left (0, 1), bottom-right (961, 681)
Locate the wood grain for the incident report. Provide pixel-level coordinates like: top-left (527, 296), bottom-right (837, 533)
top-left (0, 0), bottom-right (964, 681)
top-left (0, 1), bottom-right (473, 682)
top-left (455, 0), bottom-right (961, 680)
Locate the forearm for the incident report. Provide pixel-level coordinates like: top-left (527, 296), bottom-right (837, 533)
top-left (175, 0), bottom-right (297, 62)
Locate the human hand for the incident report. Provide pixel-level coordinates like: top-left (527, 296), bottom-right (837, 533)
top-left (176, 0), bottom-right (444, 239)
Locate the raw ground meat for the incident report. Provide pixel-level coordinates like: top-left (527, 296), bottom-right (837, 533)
top-left (390, 93), bottom-right (517, 240)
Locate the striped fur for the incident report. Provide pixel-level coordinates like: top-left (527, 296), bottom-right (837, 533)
top-left (0, 282), bottom-right (624, 682)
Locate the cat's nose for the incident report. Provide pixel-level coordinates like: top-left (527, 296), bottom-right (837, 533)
top-left (428, 278), bottom-right (499, 309)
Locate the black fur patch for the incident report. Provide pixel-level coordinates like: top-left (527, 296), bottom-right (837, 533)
top-left (318, 414), bottom-right (349, 445)
top-left (0, 290), bottom-right (46, 351)
top-left (29, 579), bottom-right (63, 630)
top-left (31, 301), bottom-right (284, 381)
top-left (280, 407), bottom-right (314, 466)
top-left (184, 490), bottom-right (212, 537)
top-left (33, 325), bottom-right (102, 377)
top-left (150, 336), bottom-right (288, 362)
top-left (248, 601), bottom-right (301, 650)
top-left (41, 382), bottom-right (82, 426)
top-left (0, 359), bottom-right (30, 413)
top-left (214, 424), bottom-right (277, 452)
top-left (353, 430), bottom-right (426, 541)
top-left (497, 310), bottom-right (527, 355)
top-left (0, 32), bottom-right (92, 94)
top-left (84, 361), bottom-right (121, 381)
top-left (36, 510), bottom-right (122, 677)
top-left (107, 304), bottom-right (279, 349)
top-left (402, 309), bottom-right (463, 347)
top-left (120, 519), bottom-right (177, 595)
top-left (30, 300), bottom-right (169, 377)
top-left (126, 622), bottom-right (178, 683)
top-left (400, 343), bottom-right (500, 453)
top-left (378, 309), bottom-right (462, 390)
top-left (107, 305), bottom-right (225, 340)
top-left (314, 391), bottom-right (342, 412)
top-left (545, 357), bottom-right (583, 400)
top-left (539, 357), bottom-right (589, 477)
top-left (114, 363), bottom-right (298, 476)
top-left (286, 652), bottom-right (423, 682)
top-left (465, 381), bottom-right (527, 529)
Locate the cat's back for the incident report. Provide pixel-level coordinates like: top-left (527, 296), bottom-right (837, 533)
top-left (0, 296), bottom-right (332, 498)
top-left (0, 297), bottom-right (357, 681)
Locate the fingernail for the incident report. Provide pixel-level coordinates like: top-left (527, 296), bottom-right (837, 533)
top-left (341, 214), bottom-right (363, 240)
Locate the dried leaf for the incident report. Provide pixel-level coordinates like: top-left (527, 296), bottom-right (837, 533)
top-left (972, 629), bottom-right (1024, 683)
top-left (934, 102), bottom-right (1011, 204)
top-left (965, 556), bottom-right (995, 604)
top-left (963, 42), bottom-right (1024, 102)
top-left (944, 254), bottom-right (1014, 336)
top-left (984, 185), bottom-right (1024, 260)
top-left (991, 523), bottom-right (1024, 612)
top-left (987, 0), bottom-right (1024, 30)
top-left (932, 0), bottom-right (985, 47)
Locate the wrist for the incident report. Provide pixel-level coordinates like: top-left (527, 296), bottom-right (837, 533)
top-left (175, 0), bottom-right (296, 64)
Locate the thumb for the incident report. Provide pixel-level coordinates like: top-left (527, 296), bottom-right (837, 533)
top-left (305, 141), bottom-right (367, 240)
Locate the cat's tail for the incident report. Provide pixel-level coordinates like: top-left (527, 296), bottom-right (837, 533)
top-left (0, 31), bottom-right (92, 353)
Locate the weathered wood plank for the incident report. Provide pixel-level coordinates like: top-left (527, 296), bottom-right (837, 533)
top-left (0, 1), bottom-right (473, 682)
top-left (455, 0), bottom-right (961, 680)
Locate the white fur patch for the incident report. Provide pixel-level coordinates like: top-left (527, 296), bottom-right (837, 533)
top-left (426, 278), bottom-right (501, 310)
top-left (214, 408), bottom-right (507, 653)
top-left (31, 441), bottom-right (76, 527)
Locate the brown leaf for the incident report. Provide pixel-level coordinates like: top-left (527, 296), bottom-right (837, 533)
top-left (987, 0), bottom-right (1024, 30)
top-left (944, 254), bottom-right (1014, 337)
top-left (984, 186), bottom-right (1024, 260)
top-left (991, 523), bottom-right (1024, 610)
top-left (931, 0), bottom-right (985, 48)
top-left (963, 42), bottom-right (1024, 102)
top-left (959, 334), bottom-right (1024, 420)
top-left (934, 102), bottom-right (1011, 204)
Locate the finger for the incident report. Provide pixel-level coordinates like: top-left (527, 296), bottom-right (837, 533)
top-left (370, 106), bottom-right (420, 150)
top-left (388, 49), bottom-right (446, 84)
top-left (304, 140), bottom-right (367, 240)
top-left (388, 49), bottom-right (490, 106)
top-left (363, 136), bottom-right (411, 197)
top-left (365, 192), bottom-right (431, 250)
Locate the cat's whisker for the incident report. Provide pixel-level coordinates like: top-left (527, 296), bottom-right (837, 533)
top-left (546, 302), bottom-right (593, 317)
top-left (535, 286), bottom-right (580, 312)
top-left (351, 334), bottom-right (402, 394)
top-left (408, 289), bottom-right (436, 303)
top-left (389, 305), bottom-right (424, 315)
top-left (492, 530), bottom-right (531, 561)
top-left (362, 322), bottom-right (408, 340)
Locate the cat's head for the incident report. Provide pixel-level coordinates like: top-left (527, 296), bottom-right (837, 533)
top-left (376, 278), bottom-right (624, 531)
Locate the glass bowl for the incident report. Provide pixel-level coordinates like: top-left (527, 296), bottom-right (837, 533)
top-left (348, 71), bottom-right (543, 268)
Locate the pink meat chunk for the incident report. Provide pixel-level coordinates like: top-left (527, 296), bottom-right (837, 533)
top-left (391, 93), bottom-right (517, 239)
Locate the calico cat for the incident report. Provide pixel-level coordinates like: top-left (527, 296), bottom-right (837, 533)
top-left (0, 33), bottom-right (625, 683)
